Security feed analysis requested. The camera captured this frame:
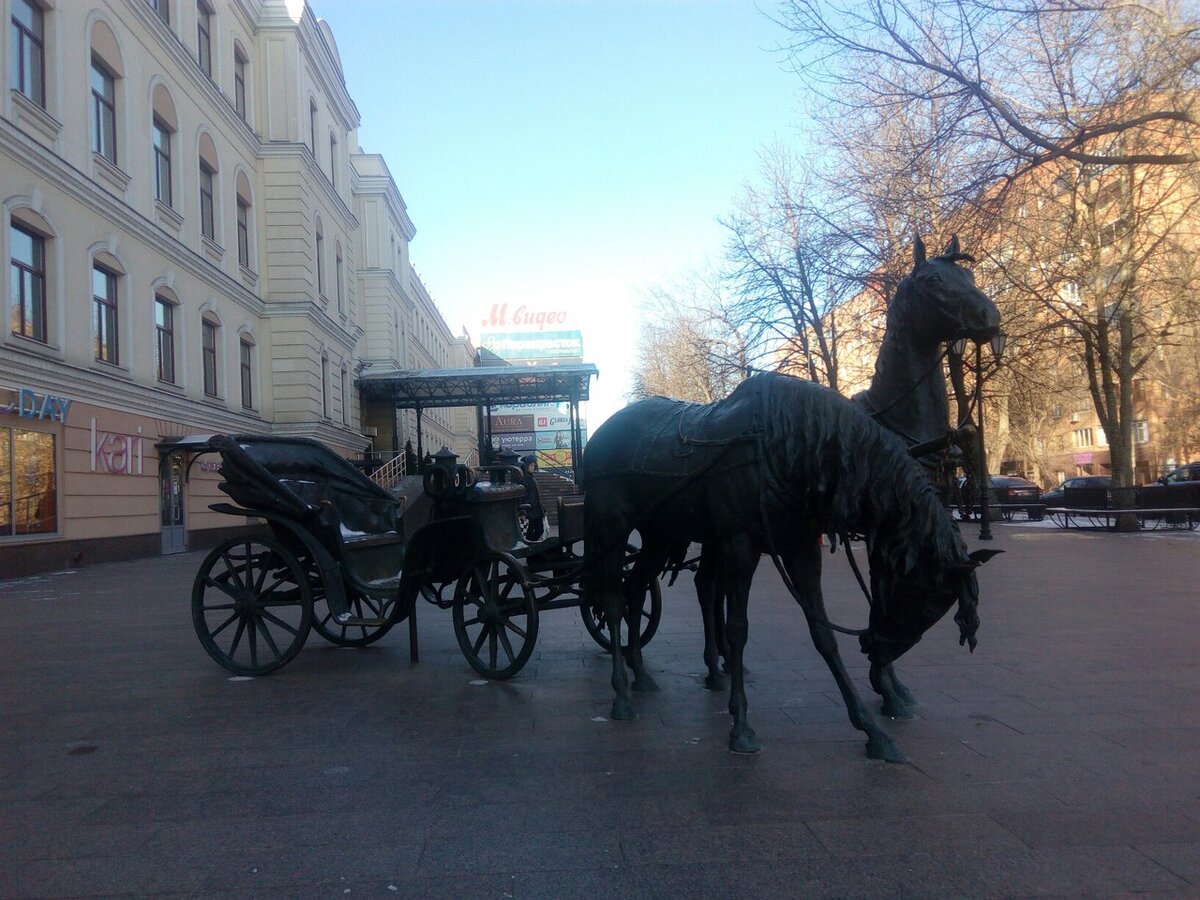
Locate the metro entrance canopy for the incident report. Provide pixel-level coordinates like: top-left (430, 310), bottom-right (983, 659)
top-left (356, 364), bottom-right (599, 480)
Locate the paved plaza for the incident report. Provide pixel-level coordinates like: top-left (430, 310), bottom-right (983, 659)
top-left (2, 523), bottom-right (1199, 898)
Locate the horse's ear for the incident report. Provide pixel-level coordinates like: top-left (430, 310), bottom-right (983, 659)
top-left (913, 235), bottom-right (927, 269)
top-left (942, 235), bottom-right (960, 258)
top-left (969, 548), bottom-right (1003, 565)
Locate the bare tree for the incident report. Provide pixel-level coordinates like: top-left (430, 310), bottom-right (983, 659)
top-left (631, 275), bottom-right (747, 403)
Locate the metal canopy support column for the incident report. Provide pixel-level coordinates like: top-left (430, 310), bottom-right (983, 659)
top-left (568, 395), bottom-right (583, 484)
top-left (415, 407), bottom-right (424, 466)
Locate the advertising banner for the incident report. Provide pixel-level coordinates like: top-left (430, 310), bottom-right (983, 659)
top-left (537, 448), bottom-right (574, 470)
top-left (496, 432), bottom-right (535, 452)
top-left (536, 431), bottom-right (575, 451)
top-left (490, 414), bottom-right (534, 433)
top-left (481, 331), bottom-right (583, 361)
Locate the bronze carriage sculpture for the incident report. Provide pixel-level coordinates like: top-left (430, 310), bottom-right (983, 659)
top-left (189, 433), bottom-right (660, 679)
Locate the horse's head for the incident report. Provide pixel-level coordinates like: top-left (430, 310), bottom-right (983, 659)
top-left (859, 547), bottom-right (1002, 667)
top-left (900, 235), bottom-right (1000, 345)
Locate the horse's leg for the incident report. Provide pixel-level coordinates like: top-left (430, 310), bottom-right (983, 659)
top-left (870, 662), bottom-right (916, 719)
top-left (694, 550), bottom-right (725, 691)
top-left (781, 543), bottom-right (906, 763)
top-left (724, 537), bottom-right (759, 754)
top-left (624, 538), bottom-right (667, 694)
top-left (597, 539), bottom-right (634, 720)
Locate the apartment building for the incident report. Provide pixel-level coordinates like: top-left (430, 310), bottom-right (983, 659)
top-left (1, 0), bottom-right (474, 576)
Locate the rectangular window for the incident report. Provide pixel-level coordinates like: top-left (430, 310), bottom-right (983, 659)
top-left (153, 118), bottom-right (172, 206)
top-left (149, 0), bottom-right (169, 25)
top-left (234, 52), bottom-right (247, 119)
top-left (155, 296), bottom-right (175, 383)
top-left (240, 339), bottom-right (253, 408)
top-left (309, 102), bottom-right (318, 155)
top-left (92, 264), bottom-right (118, 364)
top-left (10, 223), bottom-right (46, 342)
top-left (202, 319), bottom-right (218, 396)
top-left (329, 134), bottom-right (337, 186)
top-left (335, 253), bottom-right (344, 311)
top-left (11, 0), bottom-right (45, 108)
top-left (1134, 420), bottom-right (1149, 444)
top-left (90, 58), bottom-right (116, 164)
top-left (1073, 427), bottom-right (1094, 448)
top-left (236, 198), bottom-right (250, 267)
top-left (0, 427), bottom-right (57, 536)
top-left (199, 163), bottom-right (215, 239)
top-left (196, 2), bottom-right (212, 76)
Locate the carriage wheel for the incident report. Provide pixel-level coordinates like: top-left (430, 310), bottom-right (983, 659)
top-left (292, 549), bottom-right (400, 647)
top-left (580, 552), bottom-right (663, 652)
top-left (452, 552), bottom-right (538, 680)
top-left (192, 536), bottom-right (313, 675)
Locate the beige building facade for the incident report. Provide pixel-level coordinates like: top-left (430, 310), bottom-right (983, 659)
top-left (1, 0), bottom-right (475, 576)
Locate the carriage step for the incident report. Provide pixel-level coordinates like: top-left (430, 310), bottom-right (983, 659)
top-left (332, 612), bottom-right (390, 627)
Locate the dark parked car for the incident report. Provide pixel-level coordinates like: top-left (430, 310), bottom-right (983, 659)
top-left (1157, 462), bottom-right (1200, 486)
top-left (1041, 475), bottom-right (1113, 507)
top-left (957, 475), bottom-right (1044, 521)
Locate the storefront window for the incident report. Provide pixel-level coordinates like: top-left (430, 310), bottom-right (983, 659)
top-left (0, 427), bottom-right (57, 535)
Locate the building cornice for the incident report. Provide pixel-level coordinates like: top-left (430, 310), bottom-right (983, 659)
top-left (258, 141), bottom-right (358, 229)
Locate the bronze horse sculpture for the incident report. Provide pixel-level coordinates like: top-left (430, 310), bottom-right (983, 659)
top-left (684, 236), bottom-right (1000, 713)
top-left (584, 373), bottom-right (999, 761)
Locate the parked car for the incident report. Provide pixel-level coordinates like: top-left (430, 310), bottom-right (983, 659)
top-left (1157, 462), bottom-right (1200, 486)
top-left (956, 475), bottom-right (1044, 521)
top-left (1040, 475), bottom-right (1113, 507)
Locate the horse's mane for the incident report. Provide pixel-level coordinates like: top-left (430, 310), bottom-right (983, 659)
top-left (753, 374), bottom-right (969, 582)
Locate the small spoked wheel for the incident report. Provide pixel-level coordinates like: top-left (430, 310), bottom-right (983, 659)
top-left (581, 548), bottom-right (663, 652)
top-left (452, 552), bottom-right (538, 679)
top-left (192, 535), bottom-right (313, 675)
top-left (296, 549), bottom-right (399, 647)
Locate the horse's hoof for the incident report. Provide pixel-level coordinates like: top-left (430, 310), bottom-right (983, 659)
top-left (866, 734), bottom-right (907, 763)
top-left (729, 729), bottom-right (761, 754)
top-left (881, 700), bottom-right (914, 720)
top-left (632, 673), bottom-right (659, 693)
top-left (704, 674), bottom-right (727, 692)
top-left (611, 698), bottom-right (635, 721)
top-left (895, 684), bottom-right (918, 706)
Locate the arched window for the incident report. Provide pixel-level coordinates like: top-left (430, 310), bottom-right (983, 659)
top-left (152, 85), bottom-right (177, 207)
top-left (198, 133), bottom-right (219, 241)
top-left (235, 172), bottom-right (253, 269)
top-left (89, 21), bottom-right (123, 165)
top-left (320, 352), bottom-right (330, 418)
top-left (340, 365), bottom-right (350, 426)
top-left (335, 243), bottom-right (344, 312)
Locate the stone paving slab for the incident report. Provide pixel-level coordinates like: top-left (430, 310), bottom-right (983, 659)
top-left (2, 523), bottom-right (1199, 897)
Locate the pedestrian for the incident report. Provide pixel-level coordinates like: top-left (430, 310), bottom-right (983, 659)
top-left (520, 454), bottom-right (546, 541)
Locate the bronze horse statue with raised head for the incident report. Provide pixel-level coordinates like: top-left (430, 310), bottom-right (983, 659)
top-left (684, 236), bottom-right (1000, 713)
top-left (584, 373), bottom-right (999, 761)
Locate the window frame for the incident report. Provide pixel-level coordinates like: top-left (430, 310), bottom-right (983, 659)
top-left (153, 116), bottom-right (173, 207)
top-left (321, 354), bottom-right (330, 418)
top-left (199, 160), bottom-right (215, 240)
top-left (11, 0), bottom-right (46, 108)
top-left (196, 1), bottom-right (212, 77)
top-left (202, 316), bottom-right (218, 397)
top-left (155, 294), bottom-right (176, 384)
top-left (233, 47), bottom-right (247, 120)
top-left (91, 262), bottom-right (119, 365)
top-left (90, 57), bottom-right (117, 164)
top-left (0, 426), bottom-right (58, 537)
top-left (236, 196), bottom-right (250, 268)
top-left (10, 222), bottom-right (47, 343)
top-left (239, 336), bottom-right (253, 409)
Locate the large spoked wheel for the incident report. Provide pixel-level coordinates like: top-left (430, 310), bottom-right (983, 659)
top-left (581, 551), bottom-right (663, 652)
top-left (297, 549), bottom-right (399, 646)
top-left (452, 552), bottom-right (538, 680)
top-left (192, 536), bottom-right (313, 675)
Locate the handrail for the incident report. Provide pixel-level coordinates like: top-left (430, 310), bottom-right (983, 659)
top-left (370, 453), bottom-right (406, 491)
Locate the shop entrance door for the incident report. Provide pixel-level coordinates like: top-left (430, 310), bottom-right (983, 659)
top-left (160, 453), bottom-right (186, 554)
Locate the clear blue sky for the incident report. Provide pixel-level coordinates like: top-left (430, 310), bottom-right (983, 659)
top-left (310, 0), bottom-right (803, 427)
